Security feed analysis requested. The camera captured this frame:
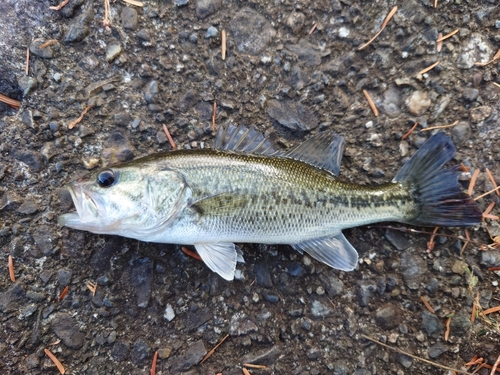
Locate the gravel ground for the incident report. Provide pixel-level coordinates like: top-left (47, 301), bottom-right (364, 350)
top-left (1, 0), bottom-right (500, 374)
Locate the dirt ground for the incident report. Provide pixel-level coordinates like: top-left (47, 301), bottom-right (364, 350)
top-left (1, 0), bottom-right (500, 374)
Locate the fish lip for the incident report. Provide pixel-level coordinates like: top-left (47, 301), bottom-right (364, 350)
top-left (58, 183), bottom-right (100, 227)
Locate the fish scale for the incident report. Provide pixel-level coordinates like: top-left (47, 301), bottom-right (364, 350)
top-left (59, 125), bottom-right (482, 280)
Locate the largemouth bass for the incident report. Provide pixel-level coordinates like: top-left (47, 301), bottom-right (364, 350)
top-left (58, 125), bottom-right (481, 280)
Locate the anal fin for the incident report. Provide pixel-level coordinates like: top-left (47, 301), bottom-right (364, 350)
top-left (194, 242), bottom-right (243, 280)
top-left (291, 233), bottom-right (358, 271)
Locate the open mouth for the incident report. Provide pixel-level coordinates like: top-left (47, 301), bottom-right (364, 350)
top-left (57, 183), bottom-right (100, 228)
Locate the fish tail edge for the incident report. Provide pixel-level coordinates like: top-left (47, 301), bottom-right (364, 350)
top-left (393, 132), bottom-right (482, 227)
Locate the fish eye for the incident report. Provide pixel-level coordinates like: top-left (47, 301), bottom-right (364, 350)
top-left (97, 169), bottom-right (116, 188)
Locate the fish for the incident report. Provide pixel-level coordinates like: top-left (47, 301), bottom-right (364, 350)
top-left (58, 125), bottom-right (482, 280)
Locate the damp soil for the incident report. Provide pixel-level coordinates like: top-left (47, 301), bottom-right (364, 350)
top-left (1, 0), bottom-right (500, 374)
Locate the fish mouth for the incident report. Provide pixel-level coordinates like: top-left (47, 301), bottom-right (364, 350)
top-left (57, 183), bottom-right (102, 230)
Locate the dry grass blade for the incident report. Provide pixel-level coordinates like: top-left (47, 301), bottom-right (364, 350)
top-left (103, 0), bottom-right (111, 28)
top-left (49, 0), bottom-right (69, 10)
top-left (434, 0), bottom-right (438, 7)
top-left (221, 30), bottom-right (226, 60)
top-left (482, 305), bottom-right (500, 316)
top-left (201, 333), bottom-right (229, 364)
top-left (150, 350), bottom-right (158, 375)
top-left (491, 355), bottom-right (500, 375)
top-left (212, 102), bottom-right (217, 131)
top-left (483, 202), bottom-right (499, 221)
top-left (494, 82), bottom-right (500, 89)
top-left (436, 29), bottom-right (458, 42)
top-left (460, 229), bottom-right (470, 255)
top-left (426, 226), bottom-right (439, 252)
top-left (308, 23), bottom-right (317, 35)
top-left (243, 364), bottom-right (267, 369)
top-left (8, 255), bottom-right (15, 282)
top-left (40, 39), bottom-right (58, 49)
top-left (242, 368), bottom-right (251, 375)
top-left (420, 120), bottom-right (458, 132)
top-left (162, 124), bottom-right (176, 149)
top-left (486, 168), bottom-right (499, 197)
top-left (68, 105), bottom-right (92, 129)
top-left (471, 291), bottom-right (479, 323)
top-left (420, 296), bottom-right (435, 313)
top-left (474, 186), bottom-right (500, 201)
top-left (44, 349), bottom-right (65, 374)
top-left (417, 61), bottom-right (440, 76)
top-left (468, 168), bottom-right (480, 196)
top-left (122, 0), bottom-right (144, 6)
top-left (361, 334), bottom-right (470, 374)
top-left (26, 47), bottom-right (29, 75)
top-left (363, 90), bottom-right (378, 116)
top-left (86, 280), bottom-right (97, 296)
top-left (444, 313), bottom-right (453, 341)
top-left (0, 93), bottom-right (21, 109)
top-left (402, 122), bottom-right (418, 140)
top-left (358, 6), bottom-right (398, 50)
top-left (181, 246), bottom-right (202, 261)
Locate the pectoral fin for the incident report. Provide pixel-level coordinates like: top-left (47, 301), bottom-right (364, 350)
top-left (194, 242), bottom-right (242, 280)
top-left (291, 233), bottom-right (358, 271)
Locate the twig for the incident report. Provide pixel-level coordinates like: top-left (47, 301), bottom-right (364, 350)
top-left (474, 186), bottom-right (500, 201)
top-left (436, 29), bottom-right (458, 42)
top-left (420, 296), bottom-right (435, 313)
top-left (201, 334), bottom-right (229, 364)
top-left (363, 90), bottom-right (378, 116)
top-left (471, 291), bottom-right (479, 323)
top-left (491, 355), bottom-right (500, 375)
top-left (211, 102), bottom-right (217, 132)
top-left (360, 334), bottom-right (470, 374)
top-left (420, 120), bottom-right (458, 132)
top-left (434, 0), bottom-right (438, 8)
top-left (162, 124), bottom-right (176, 149)
top-left (468, 168), bottom-right (480, 196)
top-left (417, 61), bottom-right (440, 76)
top-left (436, 33), bottom-right (443, 53)
top-left (308, 23), bottom-right (317, 35)
top-left (221, 30), bottom-right (226, 60)
top-left (68, 105), bottom-right (92, 129)
top-left (86, 280), bottom-right (97, 296)
top-left (150, 350), bottom-right (158, 375)
top-left (122, 0), bottom-right (144, 6)
top-left (482, 305), bottom-right (500, 316)
top-left (181, 246), bottom-right (202, 261)
top-left (26, 47), bottom-right (29, 76)
top-left (460, 229), bottom-right (470, 255)
top-left (49, 0), bottom-right (69, 10)
top-left (40, 39), bottom-right (58, 49)
top-left (483, 202), bottom-right (499, 221)
top-left (0, 94), bottom-right (21, 109)
top-left (58, 286), bottom-right (69, 302)
top-left (444, 313), bottom-right (453, 341)
top-left (103, 0), bottom-right (111, 28)
top-left (44, 349), bottom-right (65, 374)
top-left (358, 6), bottom-right (398, 51)
top-left (402, 122), bottom-right (418, 140)
top-left (494, 82), bottom-right (500, 89)
top-left (427, 226), bottom-right (439, 252)
top-left (242, 369), bottom-right (251, 375)
top-left (8, 255), bottom-right (15, 282)
top-left (486, 168), bottom-right (499, 197)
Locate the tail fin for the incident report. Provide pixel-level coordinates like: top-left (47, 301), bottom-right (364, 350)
top-left (393, 132), bottom-right (482, 227)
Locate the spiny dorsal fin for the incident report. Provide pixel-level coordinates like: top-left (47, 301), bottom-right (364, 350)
top-left (214, 124), bottom-right (278, 155)
top-left (283, 132), bottom-right (345, 176)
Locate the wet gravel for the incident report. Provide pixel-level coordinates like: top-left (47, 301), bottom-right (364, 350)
top-left (1, 0), bottom-right (500, 374)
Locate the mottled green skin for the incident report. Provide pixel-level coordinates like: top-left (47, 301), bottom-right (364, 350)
top-left (120, 149), bottom-right (419, 245)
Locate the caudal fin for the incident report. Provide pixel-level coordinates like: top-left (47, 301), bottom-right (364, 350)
top-left (393, 132), bottom-right (482, 227)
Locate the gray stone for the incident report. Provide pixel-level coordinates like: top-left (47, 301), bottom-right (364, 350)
top-left (375, 304), bottom-right (401, 330)
top-left (395, 353), bottom-right (413, 368)
top-left (470, 105), bottom-right (492, 123)
top-left (32, 225), bottom-right (55, 255)
top-left (307, 348), bottom-right (321, 360)
top-left (480, 250), bottom-right (500, 267)
top-left (29, 39), bottom-right (53, 59)
top-left (144, 80), bottom-right (159, 103)
top-left (229, 8), bottom-right (276, 55)
top-left (137, 29), bottom-right (151, 41)
top-left (17, 198), bottom-right (38, 214)
top-left (406, 91), bottom-right (431, 115)
top-left (111, 341), bottom-right (130, 361)
top-left (205, 26), bottom-right (218, 38)
top-left (9, 237), bottom-right (24, 257)
top-left (174, 0), bottom-right (188, 6)
top-left (21, 110), bottom-right (34, 130)
top-left (457, 33), bottom-right (493, 69)
top-left (65, 6), bottom-right (92, 42)
top-left (287, 262), bottom-right (304, 277)
top-left (254, 263), bottom-right (272, 287)
top-left (421, 311), bottom-right (443, 337)
top-left (428, 342), bottom-right (448, 359)
top-left (178, 90), bottom-right (197, 112)
top-left (130, 338), bottom-right (151, 366)
top-left (266, 99), bottom-right (317, 132)
top-left (449, 310), bottom-right (471, 336)
top-left (285, 41), bottom-right (322, 66)
top-left (462, 88), bottom-right (479, 101)
top-left (241, 345), bottom-right (282, 366)
top-left (385, 230), bottom-right (412, 251)
top-left (106, 43), bottom-right (122, 62)
top-left (196, 0), bottom-right (221, 19)
top-left (0, 282), bottom-right (26, 313)
top-left (185, 307), bottom-right (212, 331)
top-left (125, 257), bottom-right (154, 308)
top-left (451, 121), bottom-right (471, 146)
top-left (18, 76), bottom-right (37, 96)
top-left (229, 312), bottom-right (258, 336)
top-left (57, 269), bottom-right (72, 287)
top-left (121, 7), bottom-right (138, 30)
top-left (400, 252), bottom-right (426, 290)
top-left (169, 340), bottom-right (206, 372)
top-left (318, 274), bottom-right (343, 297)
top-left (51, 313), bottom-right (85, 349)
top-left (358, 281), bottom-right (377, 306)
top-left (25, 353), bottom-right (39, 369)
top-left (285, 12), bottom-right (305, 34)
top-left (310, 300), bottom-right (331, 318)
top-left (26, 291), bottom-right (45, 302)
top-left (11, 149), bottom-right (45, 171)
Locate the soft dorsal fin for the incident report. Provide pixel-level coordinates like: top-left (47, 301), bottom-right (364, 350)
top-left (283, 132), bottom-right (345, 176)
top-left (214, 124), bottom-right (278, 155)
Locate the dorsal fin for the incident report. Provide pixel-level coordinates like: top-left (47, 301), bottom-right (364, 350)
top-left (283, 132), bottom-right (345, 176)
top-left (214, 124), bottom-right (278, 155)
